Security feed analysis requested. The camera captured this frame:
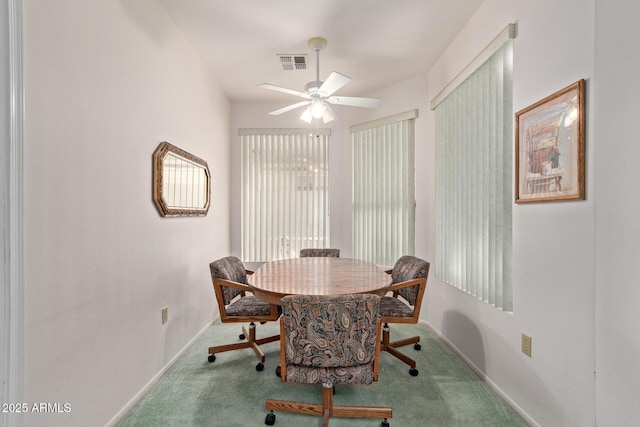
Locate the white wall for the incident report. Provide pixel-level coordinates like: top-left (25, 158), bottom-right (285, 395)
top-left (233, 1), bottom-right (599, 426)
top-left (594, 1), bottom-right (640, 425)
top-left (426, 1), bottom-right (595, 426)
top-left (22, 1), bottom-right (231, 425)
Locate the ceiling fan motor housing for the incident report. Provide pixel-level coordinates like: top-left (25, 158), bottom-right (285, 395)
top-left (305, 81), bottom-right (323, 94)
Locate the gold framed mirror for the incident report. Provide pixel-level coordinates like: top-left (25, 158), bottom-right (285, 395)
top-left (152, 141), bottom-right (211, 217)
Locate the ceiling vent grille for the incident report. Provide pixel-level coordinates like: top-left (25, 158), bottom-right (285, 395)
top-left (277, 54), bottom-right (307, 71)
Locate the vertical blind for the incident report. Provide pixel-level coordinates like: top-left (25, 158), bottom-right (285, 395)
top-left (351, 110), bottom-right (417, 267)
top-left (241, 129), bottom-right (330, 262)
top-left (433, 27), bottom-right (514, 311)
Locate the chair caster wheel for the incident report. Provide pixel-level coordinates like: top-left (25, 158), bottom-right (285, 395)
top-left (414, 343), bottom-right (422, 350)
top-left (409, 368), bottom-right (419, 376)
top-left (208, 354), bottom-right (216, 363)
top-left (239, 333), bottom-right (246, 340)
top-left (265, 411), bottom-right (276, 425)
top-left (256, 362), bottom-right (264, 371)
top-left (381, 418), bottom-right (390, 427)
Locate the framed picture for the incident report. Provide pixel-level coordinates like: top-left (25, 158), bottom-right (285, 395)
top-left (515, 79), bottom-right (585, 203)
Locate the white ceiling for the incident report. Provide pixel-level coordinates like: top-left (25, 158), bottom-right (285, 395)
top-left (159, 0), bottom-right (484, 102)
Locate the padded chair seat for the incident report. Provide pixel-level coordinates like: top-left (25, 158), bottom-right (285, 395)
top-left (380, 295), bottom-right (415, 318)
top-left (226, 295), bottom-right (279, 317)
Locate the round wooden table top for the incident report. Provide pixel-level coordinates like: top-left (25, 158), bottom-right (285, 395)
top-left (248, 257), bottom-right (392, 305)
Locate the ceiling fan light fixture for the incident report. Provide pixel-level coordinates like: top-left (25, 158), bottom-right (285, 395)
top-left (310, 97), bottom-right (325, 119)
top-left (300, 107), bottom-right (313, 123)
top-left (322, 106), bottom-right (335, 124)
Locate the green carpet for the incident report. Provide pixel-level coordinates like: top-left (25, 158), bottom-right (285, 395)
top-left (116, 321), bottom-right (527, 426)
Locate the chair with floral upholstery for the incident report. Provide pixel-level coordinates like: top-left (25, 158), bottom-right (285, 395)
top-left (265, 294), bottom-right (392, 427)
top-left (378, 255), bottom-right (430, 377)
top-left (208, 256), bottom-right (280, 371)
top-left (299, 248), bottom-right (341, 257)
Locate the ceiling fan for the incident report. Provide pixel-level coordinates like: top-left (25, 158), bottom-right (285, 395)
top-left (259, 37), bottom-right (381, 123)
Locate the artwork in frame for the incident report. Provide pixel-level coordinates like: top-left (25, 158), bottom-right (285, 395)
top-left (515, 79), bottom-right (585, 203)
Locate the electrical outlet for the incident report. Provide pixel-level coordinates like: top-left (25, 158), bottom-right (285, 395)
top-left (522, 333), bottom-right (532, 357)
top-left (162, 306), bottom-right (168, 324)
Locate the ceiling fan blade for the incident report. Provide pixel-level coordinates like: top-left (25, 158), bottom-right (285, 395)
top-left (268, 101), bottom-right (311, 116)
top-left (318, 72), bottom-right (351, 97)
top-left (327, 96), bottom-right (381, 108)
top-left (259, 83), bottom-right (310, 99)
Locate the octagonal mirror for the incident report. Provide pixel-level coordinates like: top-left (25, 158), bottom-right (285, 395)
top-left (153, 141), bottom-right (210, 217)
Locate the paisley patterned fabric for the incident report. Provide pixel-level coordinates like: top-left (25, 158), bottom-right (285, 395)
top-left (389, 255), bottom-right (430, 305)
top-left (380, 295), bottom-right (414, 318)
top-left (299, 248), bottom-right (341, 257)
top-left (210, 256), bottom-right (249, 305)
top-left (281, 294), bottom-right (380, 386)
top-left (225, 295), bottom-right (275, 317)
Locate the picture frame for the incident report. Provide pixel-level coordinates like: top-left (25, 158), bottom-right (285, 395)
top-left (515, 79), bottom-right (585, 203)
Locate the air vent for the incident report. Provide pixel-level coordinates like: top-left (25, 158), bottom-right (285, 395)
top-left (277, 54), bottom-right (307, 71)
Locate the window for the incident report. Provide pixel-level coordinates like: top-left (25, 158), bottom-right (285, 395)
top-left (431, 24), bottom-right (515, 311)
top-left (240, 129), bottom-right (330, 262)
top-left (351, 110), bottom-right (417, 267)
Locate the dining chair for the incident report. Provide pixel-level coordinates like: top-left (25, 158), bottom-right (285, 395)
top-left (378, 255), bottom-right (430, 377)
top-left (299, 248), bottom-right (340, 257)
top-left (208, 256), bottom-right (280, 371)
top-left (265, 294), bottom-right (392, 427)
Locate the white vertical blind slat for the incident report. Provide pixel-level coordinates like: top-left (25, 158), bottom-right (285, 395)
top-left (241, 131), bottom-right (330, 262)
top-left (352, 117), bottom-right (416, 267)
top-left (434, 41), bottom-right (513, 311)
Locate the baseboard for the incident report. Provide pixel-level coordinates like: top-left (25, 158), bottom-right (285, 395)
top-left (419, 320), bottom-right (539, 427)
top-left (104, 317), bottom-right (218, 426)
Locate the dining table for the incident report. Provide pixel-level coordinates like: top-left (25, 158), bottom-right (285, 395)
top-left (248, 257), bottom-right (392, 305)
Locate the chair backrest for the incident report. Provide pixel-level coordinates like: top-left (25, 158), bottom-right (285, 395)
top-left (390, 255), bottom-right (430, 306)
top-left (281, 294), bottom-right (380, 385)
top-left (299, 248), bottom-right (340, 257)
top-left (210, 256), bottom-right (248, 305)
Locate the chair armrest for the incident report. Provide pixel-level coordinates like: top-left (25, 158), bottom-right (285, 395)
top-left (384, 269), bottom-right (393, 275)
top-left (214, 278), bottom-right (252, 293)
top-left (386, 277), bottom-right (426, 296)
